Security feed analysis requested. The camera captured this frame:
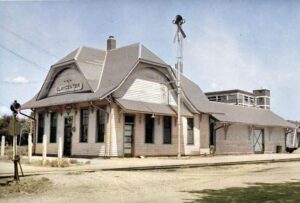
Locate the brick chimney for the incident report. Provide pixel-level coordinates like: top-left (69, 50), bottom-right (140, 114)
top-left (107, 36), bottom-right (116, 50)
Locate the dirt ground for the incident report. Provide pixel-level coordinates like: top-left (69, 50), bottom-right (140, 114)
top-left (1, 161), bottom-right (300, 203)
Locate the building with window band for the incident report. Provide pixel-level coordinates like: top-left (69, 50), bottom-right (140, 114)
top-left (205, 89), bottom-right (271, 109)
top-left (21, 37), bottom-right (296, 157)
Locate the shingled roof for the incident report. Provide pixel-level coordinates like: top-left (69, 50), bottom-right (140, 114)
top-left (209, 102), bottom-right (295, 128)
top-left (22, 43), bottom-right (169, 109)
top-left (21, 41), bottom-right (294, 129)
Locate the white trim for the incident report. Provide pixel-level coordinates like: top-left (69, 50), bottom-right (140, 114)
top-left (51, 60), bottom-right (75, 68)
top-left (100, 60), bottom-right (140, 99)
top-left (74, 46), bottom-right (82, 60)
top-left (94, 51), bottom-right (108, 92)
top-left (200, 148), bottom-right (210, 155)
top-left (138, 43), bottom-right (142, 59)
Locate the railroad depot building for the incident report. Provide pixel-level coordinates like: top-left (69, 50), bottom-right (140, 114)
top-left (22, 37), bottom-right (295, 157)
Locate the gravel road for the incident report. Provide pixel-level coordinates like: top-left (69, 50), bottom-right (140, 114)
top-left (2, 161), bottom-right (300, 203)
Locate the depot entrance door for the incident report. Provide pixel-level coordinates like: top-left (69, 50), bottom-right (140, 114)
top-left (253, 129), bottom-right (264, 154)
top-left (123, 115), bottom-right (134, 157)
top-left (64, 116), bottom-right (73, 156)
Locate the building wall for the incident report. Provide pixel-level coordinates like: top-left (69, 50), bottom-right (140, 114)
top-left (215, 123), bottom-right (286, 155)
top-left (113, 66), bottom-right (176, 105)
top-left (35, 108), bottom-right (108, 157)
top-left (215, 124), bottom-right (253, 154)
top-left (134, 114), bottom-right (178, 156)
top-left (121, 78), bottom-right (176, 105)
top-left (71, 108), bottom-right (107, 156)
top-left (112, 65), bottom-right (201, 156)
top-left (34, 107), bottom-right (286, 157)
top-left (200, 114), bottom-right (210, 154)
top-left (132, 113), bottom-right (202, 156)
top-left (110, 103), bottom-right (124, 156)
top-left (47, 68), bottom-right (91, 97)
top-left (183, 114), bottom-right (201, 155)
top-left (264, 127), bottom-right (285, 153)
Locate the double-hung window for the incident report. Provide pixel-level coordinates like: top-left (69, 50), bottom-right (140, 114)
top-left (96, 109), bottom-right (105, 143)
top-left (187, 118), bottom-right (194, 145)
top-left (163, 116), bottom-right (172, 144)
top-left (50, 112), bottom-right (58, 143)
top-left (37, 113), bottom-right (45, 143)
top-left (80, 109), bottom-right (89, 142)
top-left (145, 114), bottom-right (154, 143)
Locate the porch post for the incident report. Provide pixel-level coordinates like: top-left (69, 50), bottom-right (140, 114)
top-left (58, 136), bottom-right (63, 165)
top-left (42, 134), bottom-right (47, 166)
top-left (105, 105), bottom-right (111, 157)
top-left (28, 120), bottom-right (33, 163)
top-left (1, 136), bottom-right (5, 157)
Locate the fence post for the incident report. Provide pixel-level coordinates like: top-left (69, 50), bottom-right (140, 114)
top-left (57, 137), bottom-right (62, 166)
top-left (28, 120), bottom-right (33, 163)
top-left (28, 134), bottom-right (32, 163)
top-left (42, 134), bottom-right (47, 166)
top-left (1, 136), bottom-right (5, 157)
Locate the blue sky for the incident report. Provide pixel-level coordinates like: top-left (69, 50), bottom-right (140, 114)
top-left (0, 0), bottom-right (299, 120)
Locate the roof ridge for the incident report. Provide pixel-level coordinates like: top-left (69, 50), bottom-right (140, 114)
top-left (140, 44), bottom-right (167, 65)
top-left (81, 45), bottom-right (106, 52)
top-left (107, 42), bottom-right (140, 52)
top-left (74, 46), bottom-right (82, 60)
top-left (94, 51), bottom-right (108, 92)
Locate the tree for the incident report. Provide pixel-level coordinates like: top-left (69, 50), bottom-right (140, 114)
top-left (0, 115), bottom-right (30, 145)
top-left (0, 115), bottom-right (11, 136)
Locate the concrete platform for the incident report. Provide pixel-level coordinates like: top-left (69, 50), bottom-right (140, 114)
top-left (1, 153), bottom-right (300, 178)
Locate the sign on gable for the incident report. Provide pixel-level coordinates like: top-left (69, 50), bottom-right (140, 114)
top-left (56, 79), bottom-right (83, 94)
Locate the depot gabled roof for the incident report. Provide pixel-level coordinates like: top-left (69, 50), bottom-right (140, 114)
top-left (209, 102), bottom-right (295, 128)
top-left (22, 43), bottom-right (170, 109)
top-left (21, 41), bottom-right (295, 129)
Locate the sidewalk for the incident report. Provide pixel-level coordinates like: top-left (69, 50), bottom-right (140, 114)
top-left (1, 153), bottom-right (300, 178)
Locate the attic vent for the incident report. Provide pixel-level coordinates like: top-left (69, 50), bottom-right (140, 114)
top-left (107, 36), bottom-right (116, 50)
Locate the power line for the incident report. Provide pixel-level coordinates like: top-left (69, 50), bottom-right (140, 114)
top-left (0, 80), bottom-right (42, 84)
top-left (3, 15), bottom-right (67, 50)
top-left (0, 43), bottom-right (48, 71)
top-left (0, 24), bottom-right (59, 59)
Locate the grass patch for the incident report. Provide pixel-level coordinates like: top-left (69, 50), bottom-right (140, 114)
top-left (23, 159), bottom-right (71, 167)
top-left (183, 182), bottom-right (300, 203)
top-left (2, 146), bottom-right (28, 160)
top-left (0, 177), bottom-right (52, 198)
top-left (20, 158), bottom-right (89, 167)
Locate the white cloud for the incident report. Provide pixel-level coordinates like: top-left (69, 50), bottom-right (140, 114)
top-left (4, 76), bottom-right (29, 84)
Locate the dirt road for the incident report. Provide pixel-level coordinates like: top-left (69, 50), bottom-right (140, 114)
top-left (2, 161), bottom-right (300, 203)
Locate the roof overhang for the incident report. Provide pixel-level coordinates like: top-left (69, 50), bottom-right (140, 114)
top-left (116, 99), bottom-right (193, 117)
top-left (211, 113), bottom-right (296, 129)
top-left (22, 93), bottom-right (99, 109)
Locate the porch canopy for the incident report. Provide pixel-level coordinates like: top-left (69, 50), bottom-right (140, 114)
top-left (21, 93), bottom-right (98, 109)
top-left (209, 102), bottom-right (296, 128)
top-left (116, 99), bottom-right (193, 117)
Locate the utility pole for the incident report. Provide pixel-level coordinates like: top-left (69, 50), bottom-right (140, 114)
top-left (173, 15), bottom-right (186, 158)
